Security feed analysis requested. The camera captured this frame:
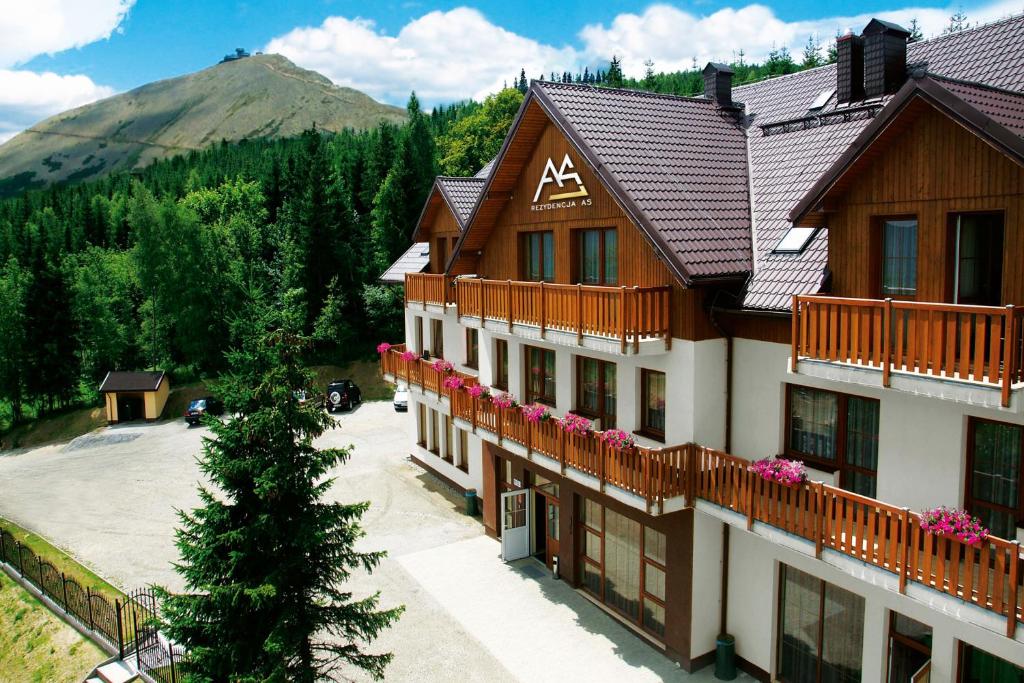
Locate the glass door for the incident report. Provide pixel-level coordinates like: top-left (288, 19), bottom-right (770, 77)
top-left (953, 213), bottom-right (1003, 305)
top-left (500, 489), bottom-right (531, 561)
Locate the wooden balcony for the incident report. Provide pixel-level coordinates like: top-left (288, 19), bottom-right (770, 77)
top-left (792, 295), bottom-right (1024, 406)
top-left (455, 278), bottom-right (671, 353)
top-left (381, 343), bottom-right (1024, 637)
top-left (404, 273), bottom-right (453, 307)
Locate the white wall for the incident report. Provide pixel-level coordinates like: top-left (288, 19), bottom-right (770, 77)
top-left (690, 512), bottom-right (724, 659)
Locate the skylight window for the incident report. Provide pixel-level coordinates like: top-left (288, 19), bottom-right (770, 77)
top-left (774, 227), bottom-right (818, 254)
top-left (808, 88), bottom-right (835, 112)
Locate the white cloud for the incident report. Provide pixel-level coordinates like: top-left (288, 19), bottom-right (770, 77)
top-left (0, 0), bottom-right (135, 67)
top-left (265, 8), bottom-right (576, 105)
top-left (578, 1), bottom-right (1024, 77)
top-left (0, 0), bottom-right (130, 145)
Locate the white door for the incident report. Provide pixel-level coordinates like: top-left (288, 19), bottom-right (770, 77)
top-left (501, 489), bottom-right (531, 561)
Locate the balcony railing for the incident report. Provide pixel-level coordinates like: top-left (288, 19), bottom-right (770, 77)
top-left (381, 343), bottom-right (1024, 636)
top-left (455, 278), bottom-right (671, 353)
top-left (404, 273), bottom-right (453, 307)
top-left (792, 295), bottom-right (1024, 406)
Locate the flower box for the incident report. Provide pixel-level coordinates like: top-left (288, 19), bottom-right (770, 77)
top-left (521, 403), bottom-right (552, 423)
top-left (599, 428), bottom-right (636, 450)
top-left (400, 350), bottom-right (417, 362)
top-left (560, 412), bottom-right (593, 436)
top-left (748, 457), bottom-right (807, 486)
top-left (920, 506), bottom-right (989, 546)
top-left (443, 375), bottom-right (464, 390)
top-left (431, 359), bottom-right (454, 374)
top-left (376, 342), bottom-right (392, 354)
top-left (467, 384), bottom-right (491, 400)
top-left (491, 392), bottom-right (518, 409)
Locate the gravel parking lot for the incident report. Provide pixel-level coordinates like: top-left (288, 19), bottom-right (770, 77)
top-left (0, 401), bottom-right (741, 682)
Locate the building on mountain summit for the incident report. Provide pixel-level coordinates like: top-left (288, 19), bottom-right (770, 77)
top-left (381, 15), bottom-right (1024, 681)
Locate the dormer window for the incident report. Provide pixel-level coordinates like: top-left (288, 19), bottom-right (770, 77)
top-left (774, 227), bottom-right (818, 254)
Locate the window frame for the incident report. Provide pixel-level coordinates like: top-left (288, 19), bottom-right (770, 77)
top-left (573, 227), bottom-right (618, 285)
top-left (886, 611), bottom-right (931, 683)
top-left (639, 369), bottom-right (666, 442)
top-left (964, 416), bottom-right (1024, 534)
top-left (575, 355), bottom-right (616, 429)
top-left (465, 328), bottom-right (479, 369)
top-left (493, 339), bottom-right (509, 391)
top-left (430, 318), bottom-right (444, 358)
top-left (520, 230), bottom-right (555, 283)
top-left (785, 384), bottom-right (880, 496)
top-left (525, 345), bottom-right (557, 406)
top-left (872, 214), bottom-right (919, 300)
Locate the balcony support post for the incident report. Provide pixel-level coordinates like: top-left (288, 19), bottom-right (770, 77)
top-left (471, 397), bottom-right (477, 434)
top-left (1006, 541), bottom-right (1020, 637)
top-left (576, 284), bottom-right (584, 345)
top-left (559, 430), bottom-right (566, 475)
top-left (506, 280), bottom-right (513, 333)
top-left (539, 281), bottom-right (546, 340)
top-left (644, 453), bottom-right (652, 514)
top-left (479, 279), bottom-right (486, 326)
top-left (791, 296), bottom-right (799, 373)
top-left (814, 481), bottom-right (824, 559)
top-left (745, 477), bottom-right (755, 531)
top-left (633, 286), bottom-right (641, 355)
top-left (619, 286), bottom-right (627, 355)
top-left (882, 298), bottom-right (893, 387)
top-left (663, 288), bottom-right (672, 351)
top-left (899, 508), bottom-right (910, 594)
top-left (1002, 305), bottom-right (1015, 408)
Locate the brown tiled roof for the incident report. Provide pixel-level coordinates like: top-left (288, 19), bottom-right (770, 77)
top-left (935, 75), bottom-right (1024, 138)
top-left (534, 81), bottom-right (752, 280)
top-left (437, 176), bottom-right (486, 226)
top-left (738, 14), bottom-right (1024, 311)
top-left (99, 371), bottom-right (166, 393)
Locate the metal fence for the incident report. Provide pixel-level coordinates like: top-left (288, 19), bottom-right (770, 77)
top-left (0, 529), bottom-right (187, 682)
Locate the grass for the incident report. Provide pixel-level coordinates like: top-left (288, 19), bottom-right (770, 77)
top-left (0, 571), bottom-right (105, 682)
top-left (0, 405), bottom-right (105, 451)
top-left (0, 518), bottom-right (125, 606)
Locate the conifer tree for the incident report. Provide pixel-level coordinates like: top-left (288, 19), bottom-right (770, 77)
top-left (606, 56), bottom-right (624, 88)
top-left (908, 18), bottom-right (924, 42)
top-left (160, 297), bottom-right (402, 682)
top-left (801, 35), bottom-right (823, 68)
top-left (945, 7), bottom-right (969, 34)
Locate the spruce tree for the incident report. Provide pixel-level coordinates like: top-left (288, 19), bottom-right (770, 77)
top-left (606, 56), bottom-right (624, 88)
top-left (160, 298), bottom-right (402, 681)
top-left (908, 18), bottom-right (924, 42)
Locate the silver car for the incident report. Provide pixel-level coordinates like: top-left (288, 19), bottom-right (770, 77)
top-left (393, 385), bottom-right (409, 412)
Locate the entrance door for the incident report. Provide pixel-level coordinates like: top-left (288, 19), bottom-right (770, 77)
top-left (953, 213), bottom-right (1003, 305)
top-left (544, 497), bottom-right (560, 569)
top-left (500, 489), bottom-right (530, 561)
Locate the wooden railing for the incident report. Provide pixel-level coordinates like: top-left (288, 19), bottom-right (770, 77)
top-left (405, 273), bottom-right (453, 307)
top-left (381, 345), bottom-right (1024, 637)
top-left (454, 278), bottom-right (672, 353)
top-left (792, 295), bottom-right (1024, 406)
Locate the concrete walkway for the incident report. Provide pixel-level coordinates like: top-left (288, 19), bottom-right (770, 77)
top-left (0, 401), bottom-right (749, 682)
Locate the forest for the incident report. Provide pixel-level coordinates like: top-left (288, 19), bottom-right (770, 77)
top-left (0, 40), bottom-right (868, 430)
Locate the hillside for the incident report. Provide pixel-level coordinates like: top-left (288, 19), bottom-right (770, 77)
top-left (0, 54), bottom-right (406, 194)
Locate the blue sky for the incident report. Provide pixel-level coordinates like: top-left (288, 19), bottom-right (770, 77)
top-left (1, 0), bottom-right (1022, 142)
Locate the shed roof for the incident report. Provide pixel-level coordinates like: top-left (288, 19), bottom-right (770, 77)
top-left (99, 371), bottom-right (166, 393)
top-left (379, 242), bottom-right (430, 283)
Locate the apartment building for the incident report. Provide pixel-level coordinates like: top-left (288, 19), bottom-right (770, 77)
top-left (380, 16), bottom-right (1024, 682)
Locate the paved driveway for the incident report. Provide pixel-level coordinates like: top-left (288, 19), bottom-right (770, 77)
top-left (0, 402), bottom-right (746, 682)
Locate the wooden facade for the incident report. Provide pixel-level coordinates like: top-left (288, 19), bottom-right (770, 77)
top-left (415, 191), bottom-right (462, 274)
top-left (823, 104), bottom-right (1024, 305)
top-left (458, 110), bottom-right (719, 341)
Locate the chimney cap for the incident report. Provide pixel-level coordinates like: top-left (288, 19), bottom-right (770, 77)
top-left (703, 62), bottom-right (734, 75)
top-left (862, 18), bottom-right (911, 37)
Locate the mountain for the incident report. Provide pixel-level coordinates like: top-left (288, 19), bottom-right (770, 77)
top-left (0, 54), bottom-right (407, 194)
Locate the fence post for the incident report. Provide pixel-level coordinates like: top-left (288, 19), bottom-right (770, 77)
top-left (598, 442), bottom-right (606, 492)
top-left (116, 599), bottom-right (124, 659)
top-left (497, 406), bottom-right (504, 443)
top-left (559, 430), bottom-right (566, 475)
top-left (36, 556), bottom-right (44, 593)
top-left (0, 530), bottom-right (4, 566)
top-left (791, 296), bottom-right (799, 373)
top-left (506, 280), bottom-right (512, 332)
top-left (576, 284), bottom-right (584, 345)
top-left (619, 286), bottom-right (627, 354)
top-left (633, 286), bottom-right (641, 354)
top-left (16, 541), bottom-right (24, 576)
top-left (883, 298), bottom-right (893, 387)
top-left (1007, 541), bottom-right (1020, 638)
top-left (746, 477), bottom-right (755, 531)
top-left (133, 610), bottom-right (141, 666)
top-left (1002, 305), bottom-right (1015, 408)
top-left (471, 397), bottom-right (477, 434)
top-left (814, 482), bottom-right (824, 559)
top-left (86, 587), bottom-right (95, 631)
top-left (61, 572), bottom-right (69, 611)
top-left (539, 281), bottom-right (546, 339)
top-left (644, 452), bottom-right (652, 513)
top-left (899, 508), bottom-right (911, 594)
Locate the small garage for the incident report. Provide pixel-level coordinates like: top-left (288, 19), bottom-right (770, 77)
top-left (99, 371), bottom-right (169, 424)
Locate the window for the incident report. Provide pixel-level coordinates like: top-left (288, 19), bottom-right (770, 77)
top-left (966, 418), bottom-right (1023, 539)
top-left (521, 231), bottom-right (554, 282)
top-left (576, 228), bottom-right (617, 285)
top-left (465, 328), bottom-right (479, 369)
top-left (414, 316), bottom-right (424, 355)
top-left (416, 404), bottom-right (426, 447)
top-left (880, 218), bottom-right (918, 297)
top-left (786, 385), bottom-right (879, 498)
top-left (959, 644), bottom-right (1024, 682)
top-left (775, 226), bottom-right (818, 254)
top-left (576, 356), bottom-right (616, 428)
top-left (640, 369), bottom-right (666, 440)
top-left (577, 497), bottom-right (667, 639)
top-left (429, 409), bottom-right (440, 455)
top-left (434, 236), bottom-right (448, 273)
top-left (494, 339), bottom-right (509, 390)
top-left (778, 564), bottom-right (865, 683)
top-left (443, 415), bottom-right (454, 462)
top-left (952, 212), bottom-right (1004, 306)
top-left (457, 428), bottom-right (469, 472)
top-left (526, 346), bottom-right (556, 406)
top-left (887, 612), bottom-right (931, 683)
top-left (430, 318), bottom-right (443, 358)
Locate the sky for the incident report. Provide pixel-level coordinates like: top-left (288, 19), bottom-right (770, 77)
top-left (1, 0), bottom-right (1023, 143)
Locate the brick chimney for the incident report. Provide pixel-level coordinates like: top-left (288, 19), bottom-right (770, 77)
top-left (862, 19), bottom-right (910, 97)
top-left (703, 63), bottom-right (734, 107)
top-left (836, 32), bottom-right (865, 104)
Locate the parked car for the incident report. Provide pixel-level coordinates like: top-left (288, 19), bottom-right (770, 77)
top-left (325, 380), bottom-right (361, 412)
top-left (393, 385), bottom-right (409, 412)
top-left (184, 397), bottom-right (223, 426)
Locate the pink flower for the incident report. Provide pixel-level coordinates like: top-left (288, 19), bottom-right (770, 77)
top-left (560, 412), bottom-right (593, 435)
top-left (431, 358), bottom-right (454, 374)
top-left (748, 457), bottom-right (807, 486)
top-left (521, 403), bottom-right (552, 423)
top-left (920, 506), bottom-right (989, 546)
top-left (467, 384), bottom-right (490, 400)
top-left (400, 350), bottom-right (417, 362)
top-left (598, 428), bottom-right (635, 449)
top-left (491, 392), bottom-right (518, 409)
top-left (376, 342), bottom-right (392, 354)
top-left (443, 375), bottom-right (464, 390)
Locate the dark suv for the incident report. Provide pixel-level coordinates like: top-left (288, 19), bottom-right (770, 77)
top-left (325, 380), bottom-right (361, 413)
top-left (184, 397), bottom-right (224, 426)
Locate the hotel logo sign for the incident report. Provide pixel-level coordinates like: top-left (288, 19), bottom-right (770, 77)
top-left (531, 153), bottom-right (592, 212)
